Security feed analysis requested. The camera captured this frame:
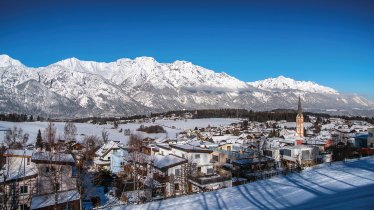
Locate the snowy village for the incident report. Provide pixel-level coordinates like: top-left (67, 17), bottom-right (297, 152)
top-left (1, 1), bottom-right (374, 209)
top-left (1, 98), bottom-right (374, 209)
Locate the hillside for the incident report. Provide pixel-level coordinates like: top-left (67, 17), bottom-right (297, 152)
top-left (108, 157), bottom-right (374, 210)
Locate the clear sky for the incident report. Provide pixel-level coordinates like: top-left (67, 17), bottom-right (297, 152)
top-left (1, 0), bottom-right (373, 99)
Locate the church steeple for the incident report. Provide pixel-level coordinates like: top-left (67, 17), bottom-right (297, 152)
top-left (297, 96), bottom-right (302, 115)
top-left (296, 96), bottom-right (304, 139)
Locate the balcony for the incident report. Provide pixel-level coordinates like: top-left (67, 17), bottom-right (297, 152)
top-left (153, 173), bottom-right (169, 183)
top-left (188, 174), bottom-right (231, 186)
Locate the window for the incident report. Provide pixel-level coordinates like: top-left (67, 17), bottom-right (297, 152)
top-left (175, 169), bottom-right (180, 176)
top-left (264, 150), bottom-right (273, 157)
top-left (27, 158), bottom-right (31, 165)
top-left (72, 166), bottom-right (78, 177)
top-left (108, 157), bottom-right (111, 160)
top-left (212, 155), bottom-right (219, 162)
top-left (19, 204), bottom-right (28, 210)
top-left (20, 186), bottom-right (28, 194)
top-left (195, 154), bottom-right (200, 159)
top-left (55, 183), bottom-right (60, 191)
top-left (174, 183), bottom-right (179, 191)
top-left (197, 167), bottom-right (201, 172)
top-left (207, 168), bottom-right (214, 174)
top-left (227, 146), bottom-right (231, 151)
top-left (120, 162), bottom-right (125, 166)
top-left (46, 166), bottom-right (54, 173)
top-left (281, 149), bottom-right (291, 157)
top-left (61, 203), bottom-right (73, 210)
top-left (302, 150), bottom-right (310, 160)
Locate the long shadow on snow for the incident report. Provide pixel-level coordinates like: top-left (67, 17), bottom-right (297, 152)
top-left (283, 183), bottom-right (374, 210)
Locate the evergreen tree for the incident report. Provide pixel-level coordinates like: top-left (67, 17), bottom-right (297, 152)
top-left (36, 129), bottom-right (43, 148)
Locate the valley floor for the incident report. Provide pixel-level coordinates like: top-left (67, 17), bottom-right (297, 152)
top-left (106, 157), bottom-right (374, 210)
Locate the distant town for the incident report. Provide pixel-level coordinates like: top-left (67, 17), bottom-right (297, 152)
top-left (1, 98), bottom-right (373, 209)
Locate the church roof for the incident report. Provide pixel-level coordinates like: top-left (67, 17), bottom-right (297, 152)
top-left (297, 96), bottom-right (302, 115)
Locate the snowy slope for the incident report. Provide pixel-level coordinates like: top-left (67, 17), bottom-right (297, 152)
top-left (1, 54), bottom-right (373, 117)
top-left (108, 158), bottom-right (374, 210)
top-left (0, 118), bottom-right (239, 144)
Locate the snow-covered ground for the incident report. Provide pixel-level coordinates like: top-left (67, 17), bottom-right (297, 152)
top-left (0, 118), bottom-right (239, 144)
top-left (106, 157), bottom-right (374, 210)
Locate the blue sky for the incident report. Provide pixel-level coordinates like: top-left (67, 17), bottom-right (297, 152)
top-left (1, 0), bottom-right (373, 99)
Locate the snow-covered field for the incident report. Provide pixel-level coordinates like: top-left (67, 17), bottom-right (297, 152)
top-left (0, 118), bottom-right (240, 144)
top-left (107, 158), bottom-right (374, 210)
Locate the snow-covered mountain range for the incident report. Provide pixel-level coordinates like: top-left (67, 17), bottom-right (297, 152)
top-left (1, 54), bottom-right (373, 117)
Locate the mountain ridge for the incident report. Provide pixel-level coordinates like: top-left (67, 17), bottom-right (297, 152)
top-left (1, 54), bottom-right (373, 117)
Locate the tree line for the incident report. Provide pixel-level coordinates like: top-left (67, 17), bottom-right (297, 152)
top-left (2, 109), bottom-right (374, 124)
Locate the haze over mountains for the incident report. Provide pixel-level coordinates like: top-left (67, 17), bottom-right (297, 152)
top-left (0, 54), bottom-right (373, 118)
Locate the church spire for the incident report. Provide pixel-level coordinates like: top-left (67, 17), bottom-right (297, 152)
top-left (297, 96), bottom-right (302, 115)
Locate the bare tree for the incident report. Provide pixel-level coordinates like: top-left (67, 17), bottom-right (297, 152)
top-left (83, 135), bottom-right (102, 161)
top-left (36, 150), bottom-right (72, 210)
top-left (122, 133), bottom-right (146, 201)
top-left (4, 126), bottom-right (29, 149)
top-left (44, 121), bottom-right (56, 150)
top-left (64, 121), bottom-right (77, 142)
top-left (101, 130), bottom-right (109, 144)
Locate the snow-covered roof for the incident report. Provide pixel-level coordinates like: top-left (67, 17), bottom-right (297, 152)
top-left (0, 158), bottom-right (38, 183)
top-left (170, 144), bottom-right (212, 153)
top-left (32, 152), bottom-right (75, 164)
top-left (30, 189), bottom-right (80, 209)
top-left (94, 159), bottom-right (110, 165)
top-left (3, 149), bottom-right (34, 157)
top-left (152, 154), bottom-right (187, 171)
top-left (95, 140), bottom-right (120, 157)
top-left (156, 143), bottom-right (171, 150)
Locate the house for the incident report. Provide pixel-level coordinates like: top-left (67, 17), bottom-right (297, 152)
top-left (150, 154), bottom-right (188, 198)
top-left (70, 143), bottom-right (85, 152)
top-left (156, 144), bottom-right (172, 156)
top-left (140, 145), bottom-right (160, 155)
top-left (280, 145), bottom-right (319, 168)
top-left (94, 141), bottom-right (120, 170)
top-left (232, 157), bottom-right (276, 181)
top-left (168, 144), bottom-right (231, 192)
top-left (31, 151), bottom-right (77, 195)
top-left (110, 145), bottom-right (129, 174)
top-left (368, 128), bottom-right (374, 148)
top-left (169, 144), bottom-right (214, 175)
top-left (354, 134), bottom-right (369, 148)
top-left (0, 149), bottom-right (37, 210)
top-left (212, 143), bottom-right (255, 167)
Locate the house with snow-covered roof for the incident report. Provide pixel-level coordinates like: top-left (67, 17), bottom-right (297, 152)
top-left (110, 145), bottom-right (129, 174)
top-left (169, 144), bottom-right (214, 175)
top-left (0, 149), bottom-right (37, 210)
top-left (94, 140), bottom-right (121, 170)
top-left (150, 154), bottom-right (188, 197)
top-left (31, 151), bottom-right (77, 195)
